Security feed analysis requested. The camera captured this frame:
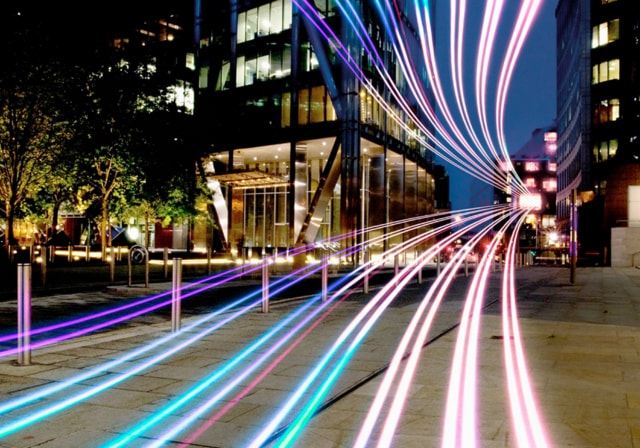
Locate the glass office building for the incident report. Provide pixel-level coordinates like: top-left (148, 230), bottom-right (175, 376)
top-left (194, 0), bottom-right (444, 259)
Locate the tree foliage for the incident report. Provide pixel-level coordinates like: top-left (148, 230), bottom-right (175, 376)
top-left (0, 9), bottom-right (75, 247)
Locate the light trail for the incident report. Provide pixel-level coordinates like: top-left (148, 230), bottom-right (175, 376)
top-left (107, 209), bottom-right (500, 446)
top-left (502, 218), bottom-right (551, 447)
top-left (250, 209), bottom-right (504, 447)
top-left (440, 210), bottom-right (527, 448)
top-left (0, 208), bottom-right (484, 441)
top-left (354, 216), bottom-right (500, 448)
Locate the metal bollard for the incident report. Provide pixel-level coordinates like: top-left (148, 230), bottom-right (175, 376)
top-left (17, 264), bottom-right (32, 366)
top-left (172, 258), bottom-right (182, 332)
top-left (262, 256), bottom-right (269, 313)
top-left (322, 252), bottom-right (329, 302)
top-left (163, 247), bottom-right (169, 279)
top-left (437, 252), bottom-right (441, 275)
top-left (109, 246), bottom-right (116, 282)
top-left (394, 253), bottom-right (399, 277)
top-left (363, 251), bottom-right (370, 294)
top-left (41, 248), bottom-right (48, 287)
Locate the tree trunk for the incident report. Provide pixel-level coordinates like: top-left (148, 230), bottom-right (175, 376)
top-left (4, 199), bottom-right (16, 248)
top-left (145, 211), bottom-right (150, 248)
top-left (100, 198), bottom-right (109, 260)
top-left (51, 201), bottom-right (61, 242)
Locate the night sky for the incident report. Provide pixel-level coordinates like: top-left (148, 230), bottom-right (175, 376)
top-left (437, 0), bottom-right (557, 210)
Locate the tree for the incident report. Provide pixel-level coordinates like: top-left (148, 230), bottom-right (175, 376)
top-left (0, 10), bottom-right (74, 248)
top-left (72, 45), bottom-right (178, 257)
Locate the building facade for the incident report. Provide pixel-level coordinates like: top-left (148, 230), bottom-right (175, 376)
top-left (194, 0), bottom-right (444, 258)
top-left (556, 0), bottom-right (640, 264)
top-left (494, 125), bottom-right (559, 259)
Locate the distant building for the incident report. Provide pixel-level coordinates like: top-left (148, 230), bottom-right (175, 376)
top-left (556, 0), bottom-right (640, 265)
top-left (496, 125), bottom-right (560, 257)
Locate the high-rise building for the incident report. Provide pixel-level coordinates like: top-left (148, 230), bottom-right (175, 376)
top-left (194, 0), bottom-right (444, 258)
top-left (556, 0), bottom-right (640, 265)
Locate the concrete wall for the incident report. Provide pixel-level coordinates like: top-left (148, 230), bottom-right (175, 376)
top-left (611, 227), bottom-right (640, 267)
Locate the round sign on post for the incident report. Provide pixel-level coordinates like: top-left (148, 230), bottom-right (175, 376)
top-left (130, 245), bottom-right (147, 264)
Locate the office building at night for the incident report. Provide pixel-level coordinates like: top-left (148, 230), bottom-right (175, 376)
top-left (191, 0), bottom-right (444, 259)
top-left (556, 0), bottom-right (640, 265)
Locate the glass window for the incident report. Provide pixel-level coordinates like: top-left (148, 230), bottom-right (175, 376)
top-left (310, 86), bottom-right (325, 123)
top-left (600, 141), bottom-right (609, 161)
top-left (610, 98), bottom-right (620, 121)
top-left (284, 0), bottom-right (292, 29)
top-left (245, 58), bottom-right (257, 85)
top-left (542, 179), bottom-right (557, 192)
top-left (281, 92), bottom-right (291, 127)
top-left (547, 162), bottom-right (557, 172)
top-left (298, 88), bottom-right (309, 125)
top-left (270, 1), bottom-right (283, 34)
top-left (598, 22), bottom-right (608, 47)
top-left (236, 56), bottom-right (246, 87)
top-left (525, 178), bottom-right (536, 188)
top-left (258, 4), bottom-right (270, 36)
top-left (257, 55), bottom-right (270, 81)
top-left (608, 19), bottom-right (619, 42)
top-left (609, 139), bottom-right (618, 157)
top-left (270, 49), bottom-right (283, 78)
top-left (524, 161), bottom-right (540, 172)
top-left (609, 59), bottom-right (620, 80)
top-left (592, 19), bottom-right (620, 48)
top-left (599, 62), bottom-right (608, 83)
top-left (246, 9), bottom-right (258, 41)
top-left (237, 12), bottom-right (246, 43)
top-left (216, 62), bottom-right (230, 91)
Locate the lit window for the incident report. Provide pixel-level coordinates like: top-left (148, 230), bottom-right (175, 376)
top-left (592, 59), bottom-right (620, 84)
top-left (542, 179), bottom-right (557, 192)
top-left (519, 194), bottom-right (541, 210)
top-left (594, 98), bottom-right (620, 123)
top-left (547, 162), bottom-right (557, 172)
top-left (525, 178), bottom-right (536, 188)
top-left (524, 161), bottom-right (540, 172)
top-left (592, 19), bottom-right (619, 48)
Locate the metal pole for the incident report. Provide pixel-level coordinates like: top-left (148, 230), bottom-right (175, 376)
top-left (417, 252), bottom-right (423, 284)
top-left (163, 247), bottom-right (169, 278)
top-left (394, 253), bottom-right (399, 276)
top-left (207, 247), bottom-right (212, 275)
top-left (67, 244), bottom-right (73, 262)
top-left (128, 248), bottom-right (133, 287)
top-left (110, 246), bottom-right (116, 282)
top-left (262, 256), bottom-right (269, 313)
top-left (465, 257), bottom-right (469, 277)
top-left (144, 251), bottom-right (149, 288)
top-left (41, 248), bottom-right (47, 287)
top-left (363, 250), bottom-right (369, 294)
top-left (570, 188), bottom-right (578, 284)
top-left (436, 252), bottom-right (441, 275)
top-left (17, 263), bottom-right (32, 366)
top-left (85, 245), bottom-right (90, 262)
top-left (172, 258), bottom-right (182, 332)
top-left (322, 250), bottom-right (329, 302)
